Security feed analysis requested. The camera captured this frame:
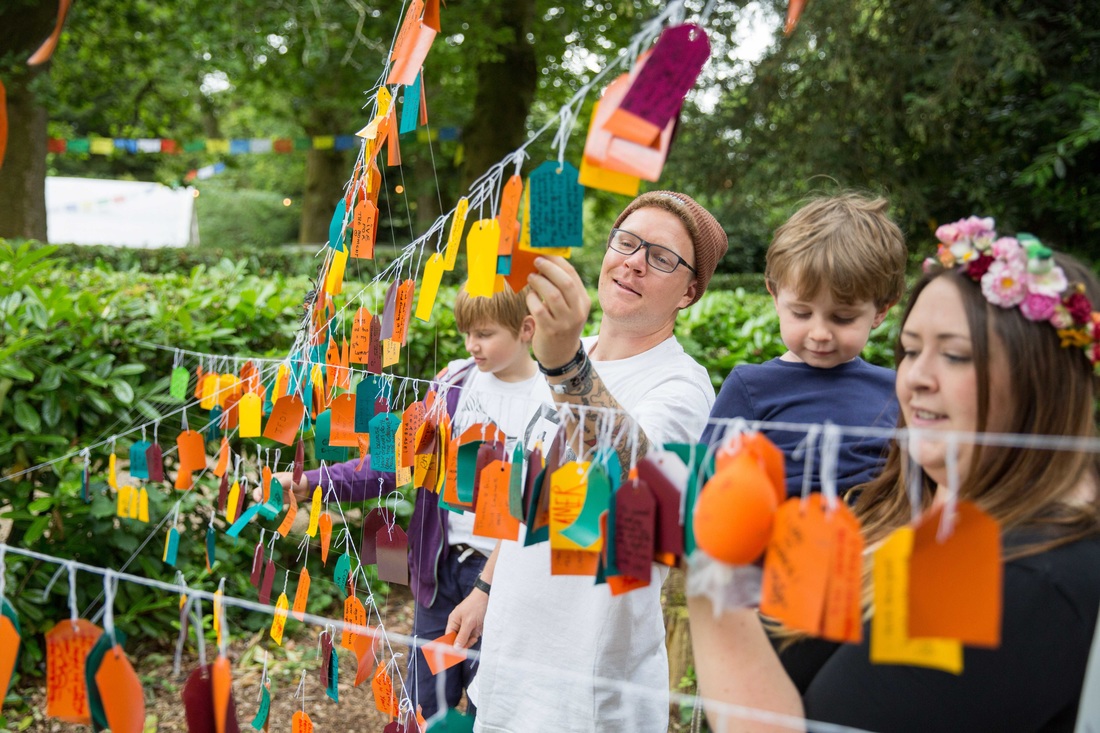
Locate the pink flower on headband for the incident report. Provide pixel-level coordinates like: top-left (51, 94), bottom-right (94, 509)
top-left (981, 259), bottom-right (1028, 307)
top-left (936, 216), bottom-right (995, 244)
top-left (1020, 293), bottom-right (1059, 321)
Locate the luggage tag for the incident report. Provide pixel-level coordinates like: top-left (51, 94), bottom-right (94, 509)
top-left (423, 632), bottom-right (466, 675)
top-left (606, 24), bottom-right (711, 146)
top-left (369, 412), bottom-right (402, 473)
top-left (341, 595), bottom-right (368, 651)
top-left (263, 393), bottom-right (305, 446)
top-left (169, 355), bottom-right (190, 401)
top-left (869, 527), bottom-right (963, 674)
top-left (578, 95), bottom-right (641, 197)
top-left (560, 459), bottom-right (610, 551)
top-left (354, 375), bottom-right (384, 431)
top-left (469, 441), bottom-right (506, 508)
top-left (442, 197), bottom-right (468, 271)
top-left (250, 659), bottom-right (271, 732)
top-left (93, 575), bottom-right (146, 733)
top-left (465, 219), bottom-right (500, 297)
top-left (377, 523), bottom-right (410, 585)
top-left (351, 308), bottom-right (373, 364)
top-left (360, 507), bottom-right (390, 565)
top-left (367, 316), bottom-right (383, 374)
top-left (613, 478), bottom-right (656, 583)
top-left (45, 570), bottom-right (103, 726)
top-left (319, 513), bottom-right (333, 566)
top-left (315, 410), bottom-right (349, 463)
top-left (908, 500), bottom-right (1001, 647)
top-left (400, 401), bottom-right (427, 468)
top-left (333, 552), bottom-right (353, 597)
top-left (393, 279), bottom-right (415, 345)
top-left (371, 661), bottom-right (400, 716)
top-left (497, 174), bottom-right (523, 257)
top-left (664, 443), bottom-right (707, 556)
top-left (415, 253), bottom-right (446, 322)
top-left (351, 199), bottom-right (379, 259)
top-left (507, 442), bottom-right (527, 522)
top-left (636, 452), bottom-right (687, 559)
top-left (472, 459), bottom-right (519, 541)
top-left (292, 562), bottom-right (311, 623)
top-left (548, 461), bottom-right (593, 551)
top-left (129, 437), bottom-right (151, 481)
top-left (528, 160), bottom-right (584, 249)
top-left (213, 437), bottom-right (230, 479)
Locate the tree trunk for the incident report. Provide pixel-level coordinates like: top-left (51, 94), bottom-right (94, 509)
top-left (460, 0), bottom-right (538, 189)
top-left (0, 70), bottom-right (48, 240)
top-left (0, 0), bottom-right (59, 241)
top-left (299, 147), bottom-right (350, 245)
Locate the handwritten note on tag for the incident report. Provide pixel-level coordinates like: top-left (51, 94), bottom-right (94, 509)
top-left (46, 619), bottom-right (102, 723)
top-left (760, 496), bottom-right (833, 635)
top-left (614, 479), bottom-right (656, 581)
top-left (870, 527), bottom-right (963, 674)
top-left (473, 460), bottom-right (519, 540)
top-left (529, 161), bottom-right (584, 249)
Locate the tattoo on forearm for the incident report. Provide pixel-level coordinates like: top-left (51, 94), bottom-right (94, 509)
top-left (554, 361), bottom-right (650, 476)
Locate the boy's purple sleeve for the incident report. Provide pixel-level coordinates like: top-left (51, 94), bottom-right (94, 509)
top-left (301, 456), bottom-right (395, 502)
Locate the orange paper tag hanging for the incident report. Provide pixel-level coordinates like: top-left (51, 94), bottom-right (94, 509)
top-left (94, 646), bottom-right (146, 733)
top-left (351, 200), bottom-right (379, 259)
top-left (341, 596), bottom-right (368, 651)
top-left (371, 663), bottom-right (400, 715)
top-left (45, 619), bottom-right (103, 723)
top-left (292, 711), bottom-right (313, 733)
top-left (277, 489), bottom-right (299, 537)
top-left (760, 496), bottom-right (833, 634)
top-left (292, 568), bottom-right (311, 621)
top-left (177, 430), bottom-right (206, 473)
top-left (392, 279), bottom-right (415, 345)
top-left (497, 175), bottom-right (523, 256)
top-left (330, 393), bottom-right (359, 447)
top-left (319, 514), bottom-right (333, 565)
top-left (211, 654), bottom-right (233, 733)
top-left (213, 438), bottom-right (230, 478)
top-left (473, 460), bottom-right (519, 540)
top-left (820, 503), bottom-right (865, 644)
top-left (0, 615), bottom-right (19, 700)
top-left (264, 394), bottom-right (305, 445)
top-left (908, 501), bottom-right (1002, 647)
top-left (423, 632), bottom-right (466, 675)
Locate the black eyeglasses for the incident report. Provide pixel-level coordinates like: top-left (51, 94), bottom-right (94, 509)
top-left (607, 228), bottom-right (696, 275)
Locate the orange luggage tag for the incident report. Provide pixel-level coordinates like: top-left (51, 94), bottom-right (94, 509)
top-left (93, 576), bottom-right (146, 733)
top-left (473, 459), bottom-right (519, 541)
top-left (45, 611), bottom-right (103, 724)
top-left (424, 632), bottom-right (466, 675)
top-left (263, 392), bottom-right (305, 445)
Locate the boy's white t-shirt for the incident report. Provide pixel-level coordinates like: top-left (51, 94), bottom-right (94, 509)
top-left (471, 335), bottom-right (716, 733)
top-left (444, 360), bottom-right (552, 556)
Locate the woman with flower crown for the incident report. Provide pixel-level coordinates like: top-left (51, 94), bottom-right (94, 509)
top-left (687, 217), bottom-right (1100, 732)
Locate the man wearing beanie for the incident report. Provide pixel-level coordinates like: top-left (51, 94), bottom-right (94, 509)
top-left (450, 191), bottom-right (728, 733)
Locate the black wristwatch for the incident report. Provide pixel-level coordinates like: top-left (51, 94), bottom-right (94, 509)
top-left (473, 577), bottom-right (491, 595)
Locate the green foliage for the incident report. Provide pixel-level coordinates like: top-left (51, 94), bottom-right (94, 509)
top-left (195, 183), bottom-right (299, 248)
top-left (678, 287), bottom-right (898, 389)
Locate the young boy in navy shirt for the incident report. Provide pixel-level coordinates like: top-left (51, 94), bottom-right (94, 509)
top-left (702, 193), bottom-right (907, 497)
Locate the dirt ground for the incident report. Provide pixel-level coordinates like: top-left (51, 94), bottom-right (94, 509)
top-left (6, 586), bottom-right (418, 732)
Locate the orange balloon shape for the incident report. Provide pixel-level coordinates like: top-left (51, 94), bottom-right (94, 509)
top-left (694, 452), bottom-right (778, 564)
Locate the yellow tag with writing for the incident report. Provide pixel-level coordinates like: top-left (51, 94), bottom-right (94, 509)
top-left (108, 453), bottom-right (117, 490)
top-left (444, 197), bottom-right (468, 271)
top-left (137, 488), bottom-right (149, 523)
top-left (213, 588), bottom-right (223, 649)
top-left (325, 246), bottom-right (349, 296)
top-left (382, 338), bottom-right (400, 367)
top-left (200, 373), bottom-right (219, 409)
top-left (238, 392), bottom-right (262, 438)
top-left (226, 481), bottom-right (241, 523)
top-left (307, 487), bottom-right (322, 537)
top-left (115, 484), bottom-right (131, 518)
top-left (270, 592), bottom-right (289, 646)
top-left (870, 527), bottom-right (963, 674)
top-left (396, 465), bottom-right (412, 487)
top-left (548, 461), bottom-right (591, 551)
top-left (465, 219), bottom-right (500, 297)
top-left (415, 252), bottom-right (446, 322)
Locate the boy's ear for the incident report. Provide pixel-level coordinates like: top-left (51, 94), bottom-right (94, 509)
top-left (871, 300), bottom-right (895, 328)
top-left (519, 315), bottom-right (536, 342)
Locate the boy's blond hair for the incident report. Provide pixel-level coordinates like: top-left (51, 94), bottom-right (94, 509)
top-left (765, 193), bottom-right (907, 308)
top-left (454, 284), bottom-right (532, 335)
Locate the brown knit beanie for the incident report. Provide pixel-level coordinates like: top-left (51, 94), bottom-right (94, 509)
top-left (611, 191), bottom-right (728, 305)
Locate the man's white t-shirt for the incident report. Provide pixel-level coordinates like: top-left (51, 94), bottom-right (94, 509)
top-left (471, 335), bottom-right (715, 733)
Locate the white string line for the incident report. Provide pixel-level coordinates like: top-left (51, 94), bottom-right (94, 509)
top-left (1, 540), bottom-right (877, 733)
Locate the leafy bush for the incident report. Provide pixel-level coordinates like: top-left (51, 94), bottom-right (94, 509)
top-left (194, 183), bottom-right (300, 248)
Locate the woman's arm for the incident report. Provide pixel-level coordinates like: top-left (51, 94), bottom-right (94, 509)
top-left (687, 596), bottom-right (806, 732)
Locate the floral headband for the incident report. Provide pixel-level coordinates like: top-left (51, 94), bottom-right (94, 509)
top-left (924, 216), bottom-right (1100, 373)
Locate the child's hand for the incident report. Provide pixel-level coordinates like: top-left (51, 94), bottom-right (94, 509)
top-left (446, 588), bottom-right (490, 649)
